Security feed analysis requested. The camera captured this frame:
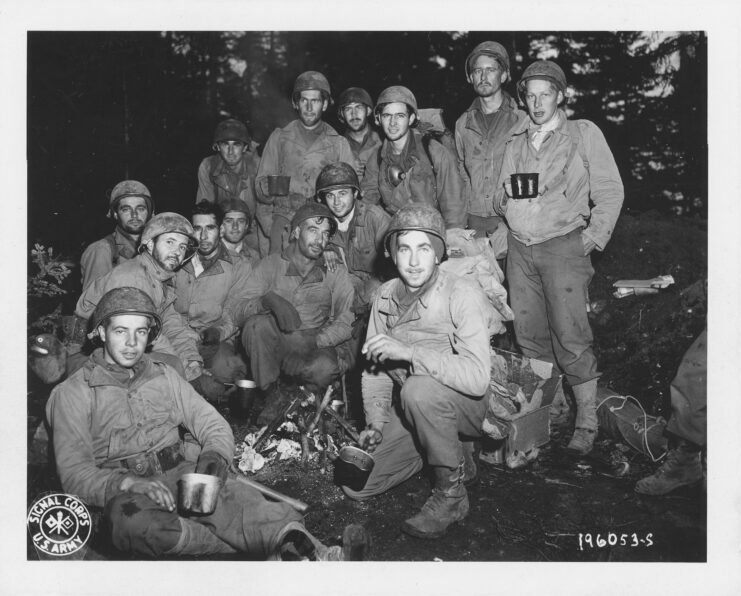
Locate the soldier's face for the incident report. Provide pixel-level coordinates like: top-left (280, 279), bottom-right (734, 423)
top-left (342, 102), bottom-right (370, 132)
top-left (221, 211), bottom-right (249, 244)
top-left (99, 314), bottom-right (150, 369)
top-left (296, 217), bottom-right (332, 260)
top-left (296, 90), bottom-right (327, 128)
top-left (392, 230), bottom-right (438, 291)
top-left (379, 102), bottom-right (415, 142)
top-left (114, 196), bottom-right (150, 235)
top-left (150, 232), bottom-right (190, 271)
top-left (524, 79), bottom-right (563, 126)
top-left (471, 55), bottom-right (506, 98)
top-left (217, 140), bottom-right (247, 167)
top-left (324, 187), bottom-right (357, 221)
top-left (192, 214), bottom-right (220, 257)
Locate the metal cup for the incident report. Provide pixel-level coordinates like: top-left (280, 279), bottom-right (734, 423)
top-left (177, 473), bottom-right (223, 515)
top-left (510, 173), bottom-right (539, 199)
top-left (229, 379), bottom-right (257, 420)
top-left (334, 445), bottom-right (375, 492)
top-left (267, 175), bottom-right (291, 196)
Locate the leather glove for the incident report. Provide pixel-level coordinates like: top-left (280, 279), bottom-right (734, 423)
top-left (200, 327), bottom-right (221, 345)
top-left (195, 450), bottom-right (229, 484)
top-left (261, 291), bottom-right (302, 333)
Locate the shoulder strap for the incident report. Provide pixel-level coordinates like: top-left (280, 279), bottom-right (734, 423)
top-left (105, 233), bottom-right (119, 266)
top-left (567, 120), bottom-right (589, 171)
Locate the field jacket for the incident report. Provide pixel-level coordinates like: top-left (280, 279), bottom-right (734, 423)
top-left (361, 270), bottom-right (493, 426)
top-left (345, 128), bottom-right (382, 175)
top-left (326, 201), bottom-right (391, 280)
top-left (255, 120), bottom-right (355, 222)
top-left (455, 93), bottom-right (527, 218)
top-left (361, 129), bottom-right (468, 229)
top-left (494, 110), bottom-right (624, 248)
top-left (75, 252), bottom-right (202, 368)
top-left (172, 244), bottom-right (254, 341)
top-left (46, 351), bottom-right (233, 508)
top-left (196, 148), bottom-right (259, 219)
top-left (80, 228), bottom-right (138, 291)
top-left (234, 251), bottom-right (355, 350)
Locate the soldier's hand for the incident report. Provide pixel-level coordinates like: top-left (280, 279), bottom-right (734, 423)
top-left (362, 334), bottom-right (413, 364)
top-left (358, 426), bottom-right (384, 453)
top-left (323, 249), bottom-right (340, 272)
top-left (581, 233), bottom-right (597, 256)
top-left (261, 291), bottom-right (302, 332)
top-left (195, 451), bottom-right (229, 484)
top-left (200, 327), bottom-right (221, 345)
top-left (121, 477), bottom-right (176, 512)
top-left (184, 360), bottom-right (204, 381)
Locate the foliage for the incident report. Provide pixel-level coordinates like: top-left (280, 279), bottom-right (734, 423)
top-left (28, 244), bottom-right (73, 335)
top-left (27, 31), bottom-right (707, 255)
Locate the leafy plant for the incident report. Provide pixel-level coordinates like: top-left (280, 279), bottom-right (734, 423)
top-left (28, 244), bottom-right (74, 334)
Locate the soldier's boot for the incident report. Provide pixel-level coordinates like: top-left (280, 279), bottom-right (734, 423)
top-left (635, 440), bottom-right (703, 495)
top-left (461, 440), bottom-right (480, 487)
top-left (165, 518), bottom-right (238, 556)
top-left (401, 462), bottom-right (469, 539)
top-left (273, 521), bottom-right (371, 561)
top-left (566, 378), bottom-right (598, 455)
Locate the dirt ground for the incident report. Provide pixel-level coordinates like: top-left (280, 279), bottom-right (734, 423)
top-left (26, 210), bottom-right (707, 562)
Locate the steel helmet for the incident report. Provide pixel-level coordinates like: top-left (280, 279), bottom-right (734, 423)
top-left (213, 118), bottom-right (251, 145)
top-left (219, 198), bottom-right (252, 221)
top-left (465, 41), bottom-right (510, 81)
top-left (138, 212), bottom-right (199, 252)
top-left (374, 85), bottom-right (418, 119)
top-left (337, 87), bottom-right (373, 120)
top-left (290, 202), bottom-right (338, 237)
top-left (383, 204), bottom-right (446, 257)
top-left (108, 180), bottom-right (154, 217)
top-left (518, 60), bottom-right (568, 97)
top-left (89, 286), bottom-right (162, 342)
top-left (293, 71), bottom-right (332, 103)
top-left (315, 162), bottom-right (360, 199)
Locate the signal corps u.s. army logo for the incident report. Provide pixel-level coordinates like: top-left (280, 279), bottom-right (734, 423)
top-left (27, 493), bottom-right (92, 557)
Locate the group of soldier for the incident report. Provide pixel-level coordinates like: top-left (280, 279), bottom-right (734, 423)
top-left (39, 40), bottom-right (706, 561)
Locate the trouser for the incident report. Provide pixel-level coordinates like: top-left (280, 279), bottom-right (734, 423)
top-left (192, 341), bottom-right (248, 401)
top-left (342, 375), bottom-right (488, 500)
top-left (241, 314), bottom-right (343, 391)
top-left (506, 229), bottom-right (599, 387)
top-left (667, 329), bottom-right (707, 447)
top-left (104, 460), bottom-right (302, 558)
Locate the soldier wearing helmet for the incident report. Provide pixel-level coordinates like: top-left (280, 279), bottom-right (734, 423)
top-left (316, 161), bottom-right (391, 306)
top-left (336, 87), bottom-right (382, 179)
top-left (495, 59), bottom-right (624, 455)
top-left (361, 86), bottom-right (467, 230)
top-left (233, 202), bottom-right (356, 426)
top-left (255, 71), bottom-right (356, 256)
top-left (341, 204), bottom-right (494, 541)
top-left (455, 41), bottom-right (526, 244)
top-left (48, 285), bottom-right (367, 560)
top-left (196, 118), bottom-right (263, 255)
top-left (70, 212), bottom-right (205, 382)
top-left (80, 179), bottom-right (154, 290)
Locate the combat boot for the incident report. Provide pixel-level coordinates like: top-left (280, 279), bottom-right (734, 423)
top-left (635, 441), bottom-right (703, 495)
top-left (274, 521), bottom-right (370, 561)
top-left (461, 440), bottom-right (479, 487)
top-left (401, 462), bottom-right (469, 539)
top-left (566, 378), bottom-right (598, 455)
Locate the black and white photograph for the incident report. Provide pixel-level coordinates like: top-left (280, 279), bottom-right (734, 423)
top-left (3, 1), bottom-right (740, 594)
